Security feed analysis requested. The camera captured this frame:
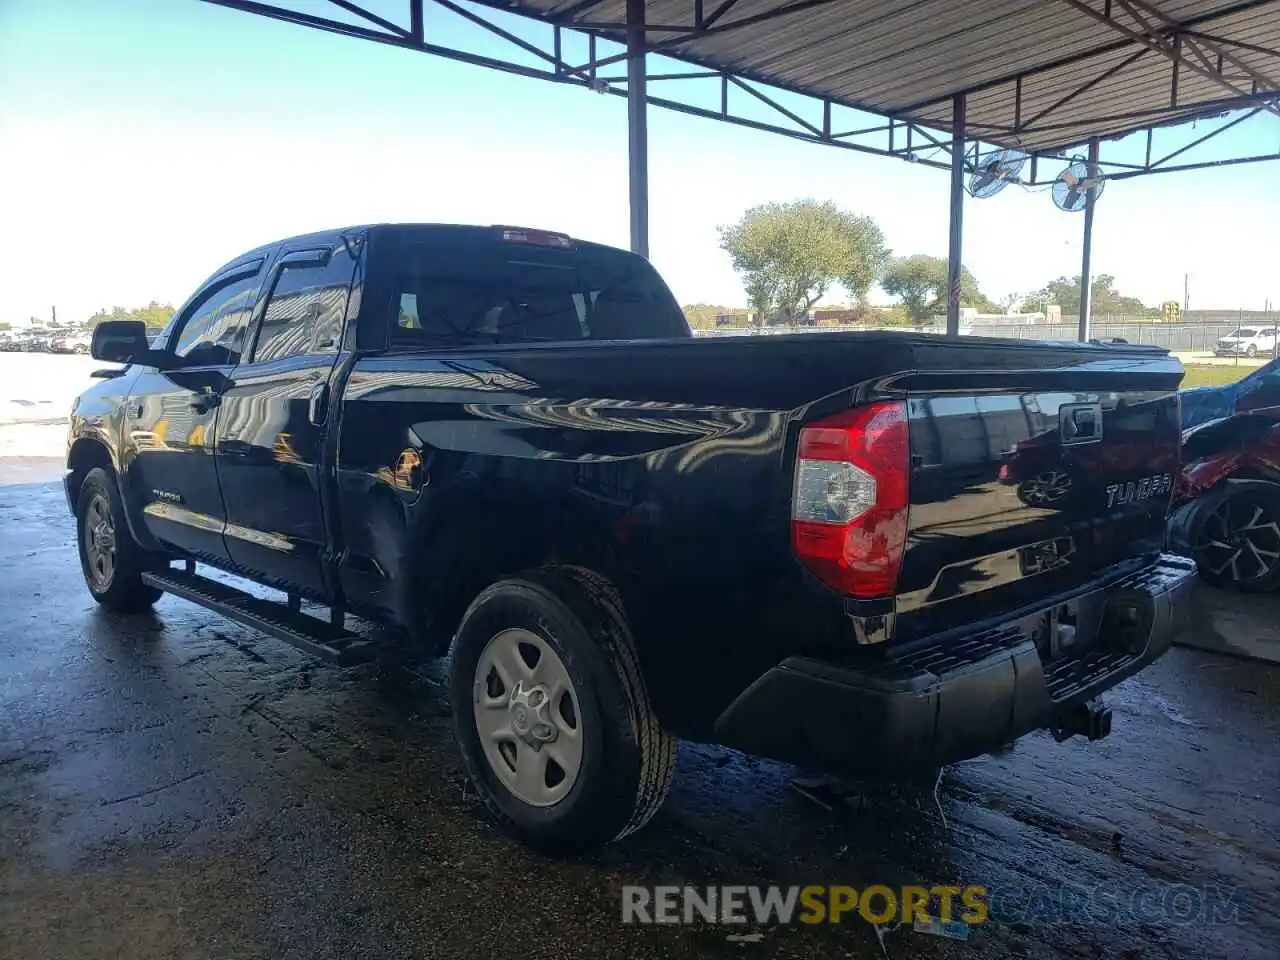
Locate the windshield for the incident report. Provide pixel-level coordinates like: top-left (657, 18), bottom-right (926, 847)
top-left (390, 235), bottom-right (689, 346)
top-left (1230, 329), bottom-right (1258, 338)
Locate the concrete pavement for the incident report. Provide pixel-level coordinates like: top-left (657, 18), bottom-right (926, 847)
top-left (1, 462), bottom-right (1278, 960)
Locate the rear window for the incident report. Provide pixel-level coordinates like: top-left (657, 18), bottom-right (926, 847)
top-left (389, 235), bottom-right (688, 346)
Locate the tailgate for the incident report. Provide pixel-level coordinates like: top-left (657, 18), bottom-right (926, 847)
top-left (893, 351), bottom-right (1182, 642)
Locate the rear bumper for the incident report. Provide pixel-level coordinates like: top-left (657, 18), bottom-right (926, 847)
top-left (712, 554), bottom-right (1196, 777)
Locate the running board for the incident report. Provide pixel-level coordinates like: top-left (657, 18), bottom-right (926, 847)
top-left (141, 568), bottom-right (376, 666)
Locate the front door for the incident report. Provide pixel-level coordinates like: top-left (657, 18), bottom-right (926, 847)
top-left (122, 262), bottom-right (265, 563)
top-left (215, 242), bottom-right (356, 598)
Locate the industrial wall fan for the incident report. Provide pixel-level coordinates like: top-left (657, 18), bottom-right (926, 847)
top-left (967, 149), bottom-right (1028, 198)
top-left (1052, 161), bottom-right (1106, 212)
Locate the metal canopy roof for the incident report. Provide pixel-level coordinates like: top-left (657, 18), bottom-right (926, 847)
top-left (501, 0), bottom-right (1280, 154)
top-left (200, 0), bottom-right (1279, 339)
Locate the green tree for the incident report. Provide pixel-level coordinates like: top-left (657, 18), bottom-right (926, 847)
top-left (1023, 275), bottom-right (1155, 317)
top-left (86, 302), bottom-right (176, 332)
top-left (0, 321), bottom-right (11, 332)
top-left (133, 301), bottom-right (176, 332)
top-left (718, 200), bottom-right (888, 326)
top-left (86, 306), bottom-right (133, 327)
top-left (881, 255), bottom-right (989, 325)
top-left (682, 303), bottom-right (736, 331)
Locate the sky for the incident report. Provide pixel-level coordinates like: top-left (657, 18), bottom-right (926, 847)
top-left (1, 0), bottom-right (1278, 327)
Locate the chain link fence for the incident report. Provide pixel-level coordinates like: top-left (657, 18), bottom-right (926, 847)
top-left (966, 321), bottom-right (1277, 354)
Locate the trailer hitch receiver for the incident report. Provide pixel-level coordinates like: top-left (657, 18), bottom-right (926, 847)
top-left (1051, 698), bottom-right (1113, 743)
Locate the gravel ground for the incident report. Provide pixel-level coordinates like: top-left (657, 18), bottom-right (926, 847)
top-left (1, 446), bottom-right (1278, 960)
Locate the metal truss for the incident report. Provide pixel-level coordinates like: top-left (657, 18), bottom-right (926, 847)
top-left (202, 0), bottom-right (1280, 180)
top-left (1058, 0), bottom-right (1280, 117)
top-left (200, 0), bottom-right (963, 173)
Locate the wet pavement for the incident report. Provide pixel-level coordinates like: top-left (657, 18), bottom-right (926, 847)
top-left (2, 459), bottom-right (1277, 959)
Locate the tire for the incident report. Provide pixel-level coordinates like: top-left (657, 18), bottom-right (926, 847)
top-left (76, 467), bottom-right (164, 611)
top-left (1190, 487), bottom-right (1280, 593)
top-left (448, 565), bottom-right (677, 854)
top-left (1246, 344), bottom-right (1258, 358)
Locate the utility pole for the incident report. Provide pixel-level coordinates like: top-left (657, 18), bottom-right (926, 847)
top-left (1183, 273), bottom-right (1189, 314)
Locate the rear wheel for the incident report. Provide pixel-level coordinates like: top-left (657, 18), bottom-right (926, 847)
top-left (448, 566), bottom-right (677, 853)
top-left (1190, 487), bottom-right (1280, 592)
top-left (76, 467), bottom-right (164, 611)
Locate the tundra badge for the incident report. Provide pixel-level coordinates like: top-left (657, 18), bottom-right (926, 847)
top-left (1105, 473), bottom-right (1173, 509)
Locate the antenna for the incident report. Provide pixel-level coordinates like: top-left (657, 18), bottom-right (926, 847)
top-left (1051, 161), bottom-right (1106, 212)
top-left (966, 149), bottom-right (1028, 198)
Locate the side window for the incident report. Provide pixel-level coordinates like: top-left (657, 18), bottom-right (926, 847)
top-left (252, 248), bottom-right (354, 363)
top-left (172, 273), bottom-right (260, 367)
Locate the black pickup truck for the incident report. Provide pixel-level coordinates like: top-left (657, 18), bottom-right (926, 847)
top-left (68, 223), bottom-right (1195, 852)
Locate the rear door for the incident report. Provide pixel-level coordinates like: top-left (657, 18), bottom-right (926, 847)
top-left (215, 240), bottom-right (356, 597)
top-left (121, 260), bottom-right (265, 563)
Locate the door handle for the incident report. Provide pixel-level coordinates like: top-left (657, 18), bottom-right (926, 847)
top-left (308, 380), bottom-right (330, 426)
top-left (189, 388), bottom-right (222, 414)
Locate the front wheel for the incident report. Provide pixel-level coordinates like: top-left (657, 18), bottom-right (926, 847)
top-left (448, 566), bottom-right (677, 854)
top-left (76, 467), bottom-right (164, 611)
top-left (1246, 344), bottom-right (1258, 358)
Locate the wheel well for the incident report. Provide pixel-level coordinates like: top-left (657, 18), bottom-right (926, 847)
top-left (414, 503), bottom-right (623, 656)
top-left (66, 439), bottom-right (115, 507)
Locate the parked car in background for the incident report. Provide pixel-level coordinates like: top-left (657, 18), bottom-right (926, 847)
top-left (51, 332), bottom-right (93, 354)
top-left (0, 332), bottom-right (19, 352)
top-left (1181, 358), bottom-right (1280, 430)
top-left (1214, 326), bottom-right (1278, 358)
top-left (19, 331), bottom-right (53, 352)
top-left (1169, 414), bottom-right (1280, 592)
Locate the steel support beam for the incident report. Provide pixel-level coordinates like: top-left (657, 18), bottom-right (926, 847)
top-left (1058, 0), bottom-right (1280, 119)
top-left (896, 0), bottom-right (1279, 114)
top-left (627, 0), bottom-right (648, 258)
top-left (1119, 0), bottom-right (1280, 97)
top-left (946, 94), bottom-right (966, 338)
top-left (200, 0), bottom-right (1280, 181)
top-left (1078, 138), bottom-right (1100, 342)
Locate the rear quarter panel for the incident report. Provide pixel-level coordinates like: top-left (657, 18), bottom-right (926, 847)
top-left (334, 339), bottom-right (884, 734)
top-left (333, 335), bottom-right (1184, 736)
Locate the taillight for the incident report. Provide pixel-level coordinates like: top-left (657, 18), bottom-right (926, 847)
top-left (791, 401), bottom-right (910, 599)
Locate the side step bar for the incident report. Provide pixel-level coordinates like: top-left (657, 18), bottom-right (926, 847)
top-left (141, 568), bottom-right (376, 666)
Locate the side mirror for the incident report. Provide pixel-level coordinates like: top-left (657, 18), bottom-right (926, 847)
top-left (91, 321), bottom-right (167, 366)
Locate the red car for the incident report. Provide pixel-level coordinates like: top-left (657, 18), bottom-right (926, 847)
top-left (1169, 414), bottom-right (1280, 591)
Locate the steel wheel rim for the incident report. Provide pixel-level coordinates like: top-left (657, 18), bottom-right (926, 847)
top-left (1194, 495), bottom-right (1280, 584)
top-left (83, 493), bottom-right (117, 590)
top-left (472, 627), bottom-right (583, 807)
